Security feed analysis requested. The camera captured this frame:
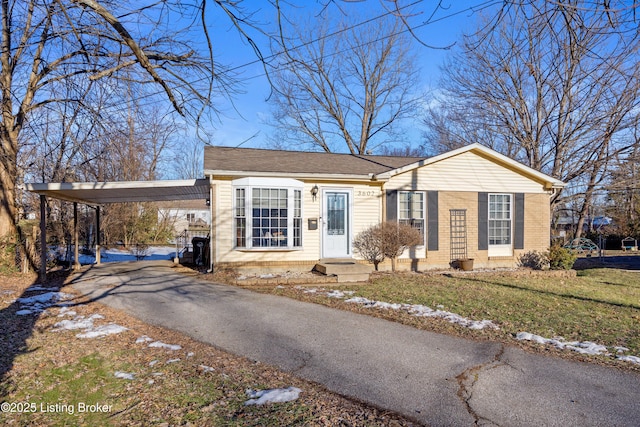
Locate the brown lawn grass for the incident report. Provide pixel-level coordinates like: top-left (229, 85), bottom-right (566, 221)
top-left (0, 272), bottom-right (418, 426)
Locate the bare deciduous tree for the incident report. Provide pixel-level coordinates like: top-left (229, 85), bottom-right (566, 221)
top-left (605, 135), bottom-right (640, 237)
top-left (423, 1), bottom-right (640, 237)
top-left (269, 11), bottom-right (420, 154)
top-left (0, 0), bottom-right (239, 242)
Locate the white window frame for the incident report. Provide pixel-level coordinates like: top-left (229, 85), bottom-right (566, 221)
top-left (398, 191), bottom-right (426, 246)
top-left (232, 178), bottom-right (304, 250)
top-left (488, 193), bottom-right (512, 256)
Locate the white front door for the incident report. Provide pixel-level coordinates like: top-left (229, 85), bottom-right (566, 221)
top-left (322, 190), bottom-right (351, 258)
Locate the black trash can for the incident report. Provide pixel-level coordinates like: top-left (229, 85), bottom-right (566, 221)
top-left (191, 237), bottom-right (210, 266)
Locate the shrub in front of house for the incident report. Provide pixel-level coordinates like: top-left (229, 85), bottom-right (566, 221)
top-left (353, 222), bottom-right (422, 272)
top-left (548, 245), bottom-right (578, 270)
top-left (518, 250), bottom-right (550, 270)
top-left (352, 225), bottom-right (385, 271)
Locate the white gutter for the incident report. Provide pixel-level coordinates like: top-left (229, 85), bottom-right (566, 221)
top-left (203, 170), bottom-right (388, 182)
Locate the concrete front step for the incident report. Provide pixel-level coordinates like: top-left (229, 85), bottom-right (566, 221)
top-left (314, 259), bottom-right (373, 282)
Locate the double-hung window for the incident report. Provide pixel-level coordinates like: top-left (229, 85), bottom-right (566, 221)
top-left (488, 194), bottom-right (512, 255)
top-left (233, 178), bottom-right (303, 249)
top-left (398, 191), bottom-right (425, 245)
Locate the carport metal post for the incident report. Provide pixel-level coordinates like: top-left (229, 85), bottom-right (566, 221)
top-left (39, 195), bottom-right (46, 282)
top-left (95, 206), bottom-right (101, 265)
top-left (73, 202), bottom-right (80, 270)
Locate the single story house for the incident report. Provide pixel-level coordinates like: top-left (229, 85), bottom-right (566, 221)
top-left (204, 143), bottom-right (565, 272)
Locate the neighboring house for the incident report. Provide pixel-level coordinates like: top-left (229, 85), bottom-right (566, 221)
top-left (204, 143), bottom-right (565, 272)
top-left (158, 199), bottom-right (211, 236)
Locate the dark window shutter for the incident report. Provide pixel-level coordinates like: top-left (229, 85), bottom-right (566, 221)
top-left (514, 193), bottom-right (525, 249)
top-left (386, 190), bottom-right (397, 222)
top-left (427, 191), bottom-right (439, 251)
top-left (478, 192), bottom-right (488, 250)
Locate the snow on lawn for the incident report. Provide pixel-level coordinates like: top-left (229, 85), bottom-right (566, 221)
top-left (114, 371), bottom-right (135, 380)
top-left (76, 324), bottom-right (128, 339)
top-left (16, 291), bottom-right (74, 316)
top-left (516, 332), bottom-right (640, 365)
top-left (298, 287), bottom-right (499, 330)
top-left (53, 312), bottom-right (128, 339)
top-left (298, 287), bottom-right (640, 366)
top-left (147, 341), bottom-right (182, 351)
top-left (244, 387), bottom-right (302, 406)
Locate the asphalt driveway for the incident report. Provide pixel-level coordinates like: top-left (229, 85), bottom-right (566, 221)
top-left (69, 261), bottom-right (640, 426)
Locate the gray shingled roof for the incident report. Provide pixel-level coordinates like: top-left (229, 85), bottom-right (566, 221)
top-left (203, 146), bottom-right (424, 176)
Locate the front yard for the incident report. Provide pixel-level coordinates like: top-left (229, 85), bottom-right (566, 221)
top-left (229, 265), bottom-right (640, 372)
top-left (2, 256), bottom-right (639, 426)
top-left (0, 272), bottom-right (418, 426)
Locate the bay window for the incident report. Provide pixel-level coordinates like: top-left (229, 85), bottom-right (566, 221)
top-left (233, 178), bottom-right (303, 249)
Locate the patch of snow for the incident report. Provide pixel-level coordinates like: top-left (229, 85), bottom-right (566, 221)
top-left (58, 307), bottom-right (76, 317)
top-left (25, 285), bottom-right (49, 292)
top-left (16, 291), bottom-right (73, 315)
top-left (187, 352), bottom-right (194, 357)
top-left (114, 371), bottom-right (135, 380)
top-left (149, 360), bottom-right (159, 367)
top-left (516, 332), bottom-right (640, 365)
top-left (165, 358), bottom-right (181, 364)
top-left (617, 355), bottom-right (640, 365)
top-left (148, 341), bottom-right (182, 351)
top-left (297, 287), bottom-right (498, 330)
top-left (76, 324), bottom-right (128, 339)
top-left (244, 387), bottom-right (302, 406)
top-left (18, 291), bottom-right (72, 305)
top-left (135, 335), bottom-right (153, 344)
top-left (52, 313), bottom-right (126, 339)
top-left (516, 332), bottom-right (609, 356)
top-left (53, 314), bottom-right (104, 331)
top-left (199, 365), bottom-right (215, 373)
top-left (326, 290), bottom-right (355, 298)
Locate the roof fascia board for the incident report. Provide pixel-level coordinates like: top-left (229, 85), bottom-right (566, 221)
top-left (25, 179), bottom-right (211, 205)
top-left (27, 178), bottom-right (209, 191)
top-left (204, 170), bottom-right (386, 182)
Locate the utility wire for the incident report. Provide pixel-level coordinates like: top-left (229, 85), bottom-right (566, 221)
top-left (82, 0), bottom-right (501, 118)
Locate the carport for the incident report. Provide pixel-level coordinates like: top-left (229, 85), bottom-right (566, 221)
top-left (25, 179), bottom-right (211, 280)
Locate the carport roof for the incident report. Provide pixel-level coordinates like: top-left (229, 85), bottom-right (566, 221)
top-left (25, 179), bottom-right (210, 205)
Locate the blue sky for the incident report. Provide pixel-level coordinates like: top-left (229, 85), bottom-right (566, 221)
top-left (202, 1), bottom-right (500, 151)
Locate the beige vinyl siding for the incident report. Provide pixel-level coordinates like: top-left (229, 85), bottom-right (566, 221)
top-left (390, 151), bottom-right (548, 194)
top-left (212, 178), bottom-right (382, 264)
top-left (349, 184), bottom-right (383, 260)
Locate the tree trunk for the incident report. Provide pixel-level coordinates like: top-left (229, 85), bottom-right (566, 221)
top-left (0, 136), bottom-right (18, 241)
